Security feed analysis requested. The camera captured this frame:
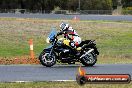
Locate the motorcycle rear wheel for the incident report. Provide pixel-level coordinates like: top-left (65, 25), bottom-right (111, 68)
top-left (81, 51), bottom-right (97, 66)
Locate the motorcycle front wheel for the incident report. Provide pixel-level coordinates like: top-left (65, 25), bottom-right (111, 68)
top-left (39, 51), bottom-right (56, 67)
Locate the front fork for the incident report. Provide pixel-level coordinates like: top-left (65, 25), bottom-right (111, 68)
top-left (49, 39), bottom-right (56, 56)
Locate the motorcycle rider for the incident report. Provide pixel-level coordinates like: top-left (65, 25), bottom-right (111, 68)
top-left (58, 22), bottom-right (81, 49)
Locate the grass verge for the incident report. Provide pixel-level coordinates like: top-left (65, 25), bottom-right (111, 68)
top-left (0, 17), bottom-right (132, 64)
top-left (0, 81), bottom-right (132, 88)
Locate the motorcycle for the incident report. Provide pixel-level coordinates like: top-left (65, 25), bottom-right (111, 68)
top-left (39, 28), bottom-right (99, 67)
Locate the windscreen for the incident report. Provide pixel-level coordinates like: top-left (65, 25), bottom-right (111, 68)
top-left (48, 27), bottom-right (57, 41)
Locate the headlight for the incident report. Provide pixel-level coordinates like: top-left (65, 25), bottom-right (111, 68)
top-left (46, 38), bottom-right (50, 43)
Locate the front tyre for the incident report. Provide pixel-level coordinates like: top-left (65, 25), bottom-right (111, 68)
top-left (39, 51), bottom-right (56, 67)
top-left (81, 51), bottom-right (97, 66)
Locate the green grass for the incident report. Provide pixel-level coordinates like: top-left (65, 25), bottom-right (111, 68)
top-left (0, 18), bottom-right (132, 64)
top-left (0, 82), bottom-right (132, 88)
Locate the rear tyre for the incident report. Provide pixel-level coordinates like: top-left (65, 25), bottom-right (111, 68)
top-left (39, 51), bottom-right (56, 67)
top-left (81, 51), bottom-right (97, 66)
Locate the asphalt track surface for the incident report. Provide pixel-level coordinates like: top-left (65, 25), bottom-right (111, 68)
top-left (0, 64), bottom-right (132, 82)
top-left (0, 13), bottom-right (132, 21)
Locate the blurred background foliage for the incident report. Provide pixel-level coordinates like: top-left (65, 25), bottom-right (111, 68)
top-left (0, 0), bottom-right (131, 11)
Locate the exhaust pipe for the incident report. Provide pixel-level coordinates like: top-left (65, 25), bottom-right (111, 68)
top-left (80, 49), bottom-right (94, 59)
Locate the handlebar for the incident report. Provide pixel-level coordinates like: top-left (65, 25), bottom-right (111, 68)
top-left (57, 30), bottom-right (64, 36)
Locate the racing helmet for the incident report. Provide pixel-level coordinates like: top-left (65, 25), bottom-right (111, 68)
top-left (60, 22), bottom-right (69, 31)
